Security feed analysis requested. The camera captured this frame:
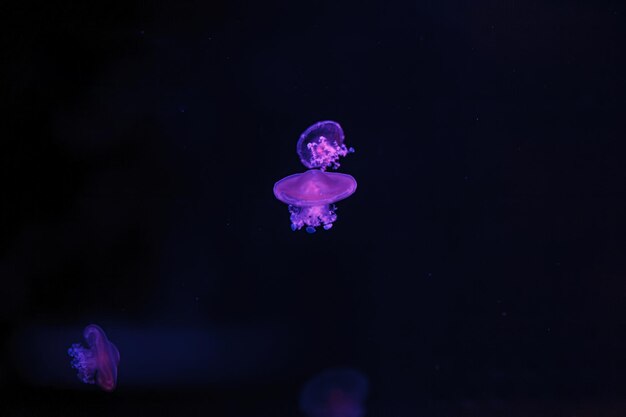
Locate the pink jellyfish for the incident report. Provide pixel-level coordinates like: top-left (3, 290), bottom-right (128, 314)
top-left (299, 369), bottom-right (369, 417)
top-left (275, 121), bottom-right (357, 233)
top-left (274, 169), bottom-right (357, 233)
top-left (297, 121), bottom-right (354, 171)
top-left (68, 324), bottom-right (120, 392)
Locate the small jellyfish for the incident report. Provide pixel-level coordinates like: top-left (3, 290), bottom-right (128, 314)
top-left (68, 324), bottom-right (120, 392)
top-left (297, 121), bottom-right (355, 171)
top-left (299, 369), bottom-right (369, 417)
top-left (274, 169), bottom-right (357, 232)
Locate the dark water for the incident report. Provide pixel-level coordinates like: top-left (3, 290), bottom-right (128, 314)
top-left (2, 1), bottom-right (626, 415)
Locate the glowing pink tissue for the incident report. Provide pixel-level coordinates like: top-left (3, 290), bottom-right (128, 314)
top-left (297, 121), bottom-right (354, 171)
top-left (274, 169), bottom-right (357, 232)
top-left (68, 324), bottom-right (120, 392)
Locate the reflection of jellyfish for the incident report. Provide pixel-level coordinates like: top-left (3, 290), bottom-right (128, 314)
top-left (297, 121), bottom-right (354, 171)
top-left (68, 324), bottom-right (120, 391)
top-left (299, 369), bottom-right (369, 417)
top-left (274, 169), bottom-right (357, 233)
top-left (275, 121), bottom-right (357, 232)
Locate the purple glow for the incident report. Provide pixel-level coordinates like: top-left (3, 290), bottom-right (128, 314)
top-left (299, 369), bottom-right (369, 417)
top-left (276, 121), bottom-right (357, 232)
top-left (68, 324), bottom-right (120, 392)
top-left (297, 121), bottom-right (354, 171)
top-left (274, 169), bottom-right (357, 232)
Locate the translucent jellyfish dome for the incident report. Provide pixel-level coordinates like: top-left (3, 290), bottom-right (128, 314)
top-left (273, 169), bottom-right (357, 233)
top-left (297, 121), bottom-right (354, 171)
top-left (299, 369), bottom-right (369, 417)
top-left (273, 170), bottom-right (357, 207)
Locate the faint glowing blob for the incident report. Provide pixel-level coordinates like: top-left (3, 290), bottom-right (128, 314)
top-left (274, 169), bottom-right (357, 232)
top-left (299, 369), bottom-right (369, 417)
top-left (297, 121), bottom-right (354, 171)
top-left (68, 324), bottom-right (120, 392)
top-left (275, 121), bottom-right (357, 232)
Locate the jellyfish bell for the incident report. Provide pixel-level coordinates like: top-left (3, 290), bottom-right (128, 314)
top-left (327, 389), bottom-right (365, 417)
top-left (274, 169), bottom-right (357, 232)
top-left (297, 121), bottom-right (355, 171)
top-left (274, 169), bottom-right (357, 207)
top-left (299, 369), bottom-right (369, 417)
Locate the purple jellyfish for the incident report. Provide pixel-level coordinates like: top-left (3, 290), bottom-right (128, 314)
top-left (297, 121), bottom-right (354, 171)
top-left (274, 169), bottom-right (357, 232)
top-left (275, 121), bottom-right (357, 232)
top-left (68, 324), bottom-right (120, 392)
top-left (299, 369), bottom-right (369, 417)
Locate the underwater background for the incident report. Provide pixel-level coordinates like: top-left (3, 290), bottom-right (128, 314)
top-left (2, 0), bottom-right (626, 415)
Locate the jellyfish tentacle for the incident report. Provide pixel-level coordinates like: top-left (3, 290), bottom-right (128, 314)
top-left (288, 204), bottom-right (337, 232)
top-left (68, 343), bottom-right (97, 384)
top-left (306, 136), bottom-right (351, 171)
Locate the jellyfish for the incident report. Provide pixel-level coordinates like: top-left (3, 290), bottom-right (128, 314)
top-left (299, 369), bottom-right (369, 417)
top-left (275, 121), bottom-right (357, 232)
top-left (297, 121), bottom-right (354, 171)
top-left (274, 169), bottom-right (357, 232)
top-left (68, 324), bottom-right (120, 392)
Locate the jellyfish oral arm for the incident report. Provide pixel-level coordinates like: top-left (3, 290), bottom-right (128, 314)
top-left (68, 341), bottom-right (119, 391)
top-left (307, 136), bottom-right (353, 171)
top-left (68, 344), bottom-right (98, 385)
top-left (289, 204), bottom-right (337, 231)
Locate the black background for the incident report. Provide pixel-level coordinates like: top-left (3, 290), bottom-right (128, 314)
top-left (2, 0), bottom-right (626, 415)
